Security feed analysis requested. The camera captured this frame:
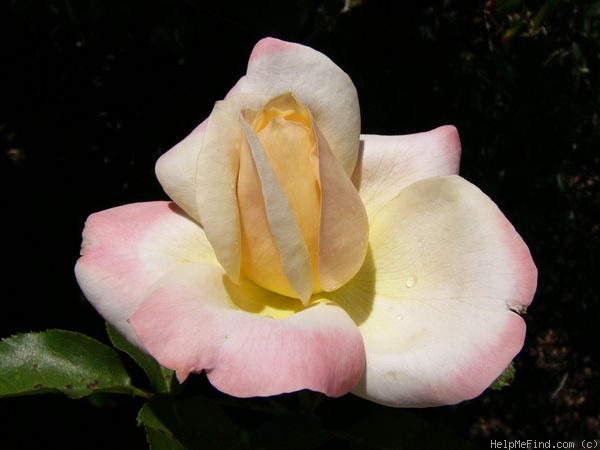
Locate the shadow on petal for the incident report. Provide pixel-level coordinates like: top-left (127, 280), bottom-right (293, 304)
top-left (323, 246), bottom-right (376, 326)
top-left (224, 275), bottom-right (307, 319)
top-left (350, 139), bottom-right (365, 190)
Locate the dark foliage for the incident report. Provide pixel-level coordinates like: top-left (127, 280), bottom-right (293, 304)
top-left (1, 0), bottom-right (598, 448)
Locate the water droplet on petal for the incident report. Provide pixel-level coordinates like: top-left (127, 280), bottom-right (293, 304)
top-left (395, 314), bottom-right (403, 320)
top-left (405, 276), bottom-right (417, 288)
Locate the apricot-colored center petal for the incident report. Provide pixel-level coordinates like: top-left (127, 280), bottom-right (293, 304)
top-left (239, 117), bottom-right (314, 301)
top-left (236, 93), bottom-right (368, 301)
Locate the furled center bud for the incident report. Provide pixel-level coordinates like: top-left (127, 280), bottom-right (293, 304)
top-left (237, 92), bottom-right (368, 303)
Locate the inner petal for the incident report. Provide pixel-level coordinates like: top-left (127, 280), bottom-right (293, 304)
top-left (238, 118), bottom-right (313, 301)
top-left (237, 93), bottom-right (322, 301)
top-left (257, 117), bottom-right (321, 279)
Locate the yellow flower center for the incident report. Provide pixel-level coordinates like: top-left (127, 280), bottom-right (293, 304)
top-left (236, 92), bottom-right (368, 304)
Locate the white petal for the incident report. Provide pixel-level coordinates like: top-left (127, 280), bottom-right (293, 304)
top-left (328, 176), bottom-right (537, 407)
top-left (356, 126), bottom-right (462, 217)
top-left (195, 93), bottom-right (271, 282)
top-left (155, 122), bottom-right (206, 222)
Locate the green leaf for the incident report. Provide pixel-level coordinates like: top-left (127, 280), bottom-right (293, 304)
top-left (0, 329), bottom-right (147, 399)
top-left (495, 0), bottom-right (524, 14)
top-left (138, 396), bottom-right (241, 450)
top-left (138, 401), bottom-right (187, 450)
top-left (106, 323), bottom-right (176, 394)
top-left (532, 0), bottom-right (558, 30)
top-left (490, 362), bottom-right (516, 390)
top-left (502, 20), bottom-right (526, 42)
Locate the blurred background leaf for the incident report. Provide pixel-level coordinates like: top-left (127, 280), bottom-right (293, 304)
top-left (139, 395), bottom-right (241, 450)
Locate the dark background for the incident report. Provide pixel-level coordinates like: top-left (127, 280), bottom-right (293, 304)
top-left (1, 0), bottom-right (598, 449)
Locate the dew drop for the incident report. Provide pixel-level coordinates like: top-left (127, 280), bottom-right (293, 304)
top-left (395, 314), bottom-right (403, 320)
top-left (405, 276), bottom-right (417, 288)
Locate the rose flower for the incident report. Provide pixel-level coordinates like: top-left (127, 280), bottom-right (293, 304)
top-left (75, 38), bottom-right (537, 407)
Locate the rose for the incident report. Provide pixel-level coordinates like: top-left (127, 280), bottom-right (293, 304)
top-left (75, 38), bottom-right (537, 407)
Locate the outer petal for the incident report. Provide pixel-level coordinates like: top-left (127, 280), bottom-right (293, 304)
top-left (74, 201), bottom-right (217, 347)
top-left (356, 126), bottom-right (461, 217)
top-left (230, 37), bottom-right (361, 176)
top-left (155, 122), bottom-right (207, 222)
top-left (129, 263), bottom-right (366, 398)
top-left (158, 94), bottom-right (272, 283)
top-left (328, 176), bottom-right (537, 407)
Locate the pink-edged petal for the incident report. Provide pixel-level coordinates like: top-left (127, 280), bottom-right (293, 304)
top-left (328, 175), bottom-right (537, 407)
top-left (230, 37), bottom-right (361, 176)
top-left (74, 201), bottom-right (216, 347)
top-left (155, 122), bottom-right (207, 222)
top-left (356, 126), bottom-right (462, 217)
top-left (129, 263), bottom-right (366, 398)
